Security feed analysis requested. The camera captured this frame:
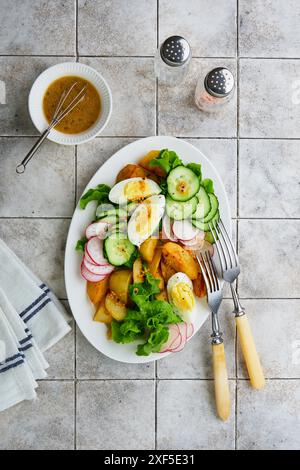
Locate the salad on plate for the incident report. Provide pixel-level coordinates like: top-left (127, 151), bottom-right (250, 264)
top-left (75, 148), bottom-right (220, 356)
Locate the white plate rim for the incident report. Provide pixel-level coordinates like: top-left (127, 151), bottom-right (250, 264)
top-left (64, 136), bottom-right (232, 363)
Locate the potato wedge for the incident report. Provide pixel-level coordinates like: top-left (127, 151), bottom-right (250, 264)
top-left (109, 269), bottom-right (133, 305)
top-left (133, 257), bottom-right (145, 284)
top-left (105, 291), bottom-right (127, 321)
top-left (93, 299), bottom-right (113, 324)
top-left (116, 164), bottom-right (148, 183)
top-left (155, 288), bottom-right (168, 301)
top-left (87, 276), bottom-right (109, 304)
top-left (162, 242), bottom-right (199, 280)
top-left (149, 246), bottom-right (162, 276)
top-left (139, 150), bottom-right (166, 177)
top-left (193, 273), bottom-right (207, 298)
top-left (140, 237), bottom-right (158, 263)
top-left (160, 260), bottom-right (176, 283)
top-left (155, 268), bottom-right (164, 291)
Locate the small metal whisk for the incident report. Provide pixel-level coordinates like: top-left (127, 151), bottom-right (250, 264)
top-left (16, 82), bottom-right (87, 174)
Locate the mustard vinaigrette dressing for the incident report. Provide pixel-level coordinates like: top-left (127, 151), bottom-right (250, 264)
top-left (43, 76), bottom-right (101, 134)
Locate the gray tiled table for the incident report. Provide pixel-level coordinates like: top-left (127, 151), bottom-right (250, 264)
top-left (0, 0), bottom-right (299, 450)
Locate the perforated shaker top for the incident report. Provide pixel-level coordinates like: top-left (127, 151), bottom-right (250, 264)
top-left (205, 67), bottom-right (234, 97)
top-left (160, 36), bottom-right (191, 67)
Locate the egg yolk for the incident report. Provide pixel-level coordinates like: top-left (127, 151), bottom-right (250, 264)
top-left (170, 282), bottom-right (195, 312)
top-left (135, 203), bottom-right (157, 236)
top-left (124, 180), bottom-right (152, 201)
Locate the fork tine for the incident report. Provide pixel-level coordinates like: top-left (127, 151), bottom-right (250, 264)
top-left (213, 219), bottom-right (235, 269)
top-left (209, 221), bottom-right (227, 273)
top-left (197, 253), bottom-right (212, 293)
top-left (201, 252), bottom-right (215, 292)
top-left (219, 218), bottom-right (239, 266)
top-left (206, 251), bottom-right (220, 291)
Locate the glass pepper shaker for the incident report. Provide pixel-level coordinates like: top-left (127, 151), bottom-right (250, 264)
top-left (155, 35), bottom-right (191, 86)
top-left (195, 67), bottom-right (235, 113)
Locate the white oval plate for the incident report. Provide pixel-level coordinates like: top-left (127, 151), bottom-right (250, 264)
top-left (29, 62), bottom-right (112, 145)
top-left (65, 136), bottom-right (231, 363)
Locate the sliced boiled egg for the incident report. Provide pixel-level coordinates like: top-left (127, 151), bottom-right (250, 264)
top-left (128, 195), bottom-right (165, 246)
top-left (167, 272), bottom-right (196, 322)
top-left (109, 177), bottom-right (161, 205)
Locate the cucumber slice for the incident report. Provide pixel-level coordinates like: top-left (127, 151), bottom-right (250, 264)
top-left (107, 222), bottom-right (127, 236)
top-left (201, 193), bottom-right (219, 223)
top-left (126, 201), bottom-right (139, 216)
top-left (204, 230), bottom-right (215, 244)
top-left (193, 186), bottom-right (211, 219)
top-left (166, 195), bottom-right (197, 220)
top-left (167, 166), bottom-right (200, 202)
top-left (96, 214), bottom-right (118, 225)
top-left (104, 234), bottom-right (136, 266)
top-left (96, 205), bottom-right (127, 220)
top-left (192, 210), bottom-right (220, 232)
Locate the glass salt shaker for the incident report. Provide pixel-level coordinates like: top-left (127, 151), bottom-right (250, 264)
top-left (155, 35), bottom-right (191, 86)
top-left (195, 67), bottom-right (235, 113)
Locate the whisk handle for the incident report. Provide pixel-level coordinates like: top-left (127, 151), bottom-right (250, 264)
top-left (16, 128), bottom-right (51, 174)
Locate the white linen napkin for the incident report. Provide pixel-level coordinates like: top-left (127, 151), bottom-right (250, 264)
top-left (0, 238), bottom-right (71, 412)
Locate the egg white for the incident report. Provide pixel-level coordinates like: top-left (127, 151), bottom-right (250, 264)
top-left (167, 272), bottom-right (196, 322)
top-left (128, 195), bottom-right (165, 246)
top-left (109, 177), bottom-right (161, 205)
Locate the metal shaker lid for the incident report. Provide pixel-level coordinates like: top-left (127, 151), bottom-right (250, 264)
top-left (205, 67), bottom-right (234, 97)
top-left (160, 36), bottom-right (191, 67)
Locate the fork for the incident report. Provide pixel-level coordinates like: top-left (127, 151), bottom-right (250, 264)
top-left (197, 251), bottom-right (230, 421)
top-left (209, 218), bottom-right (265, 390)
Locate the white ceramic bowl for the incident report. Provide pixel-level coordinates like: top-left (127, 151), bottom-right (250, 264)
top-left (28, 62), bottom-right (112, 145)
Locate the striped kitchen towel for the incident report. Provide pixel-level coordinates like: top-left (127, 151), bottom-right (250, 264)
top-left (0, 238), bottom-right (71, 412)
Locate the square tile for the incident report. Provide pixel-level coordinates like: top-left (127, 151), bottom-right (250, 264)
top-left (76, 380), bottom-right (155, 449)
top-left (185, 138), bottom-right (237, 216)
top-left (159, 0), bottom-right (237, 57)
top-left (76, 137), bottom-right (135, 199)
top-left (239, 59), bottom-right (300, 138)
top-left (80, 57), bottom-right (155, 136)
top-left (0, 219), bottom-right (70, 299)
top-left (76, 329), bottom-right (154, 379)
top-left (239, 139), bottom-right (300, 218)
top-left (78, 0), bottom-right (156, 56)
top-left (0, 0), bottom-right (75, 55)
top-left (238, 219), bottom-right (300, 298)
top-left (158, 58), bottom-right (237, 137)
top-left (239, 0), bottom-right (300, 58)
top-left (0, 56), bottom-right (75, 136)
top-left (158, 300), bottom-right (236, 379)
top-left (0, 138), bottom-right (75, 217)
top-left (237, 300), bottom-right (300, 379)
top-left (237, 379), bottom-right (300, 450)
top-left (157, 380), bottom-right (235, 449)
top-left (0, 381), bottom-right (74, 450)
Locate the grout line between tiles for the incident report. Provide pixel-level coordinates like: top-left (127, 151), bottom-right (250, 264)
top-left (3, 54), bottom-right (300, 59)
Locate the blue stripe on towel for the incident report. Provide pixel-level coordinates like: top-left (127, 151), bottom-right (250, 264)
top-left (19, 334), bottom-right (33, 345)
top-left (18, 343), bottom-right (33, 353)
top-left (0, 359), bottom-right (25, 374)
top-left (19, 291), bottom-right (48, 319)
top-left (23, 297), bottom-right (52, 324)
top-left (39, 283), bottom-right (46, 289)
top-left (0, 352), bottom-right (25, 368)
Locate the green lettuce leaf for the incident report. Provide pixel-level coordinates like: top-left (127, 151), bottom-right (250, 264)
top-left (136, 324), bottom-right (169, 356)
top-left (149, 148), bottom-right (182, 174)
top-left (75, 236), bottom-right (87, 252)
top-left (79, 184), bottom-right (111, 210)
top-left (202, 178), bottom-right (214, 194)
top-left (186, 162), bottom-right (202, 180)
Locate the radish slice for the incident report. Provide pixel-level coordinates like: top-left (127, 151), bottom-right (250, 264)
top-left (181, 231), bottom-right (205, 247)
top-left (172, 220), bottom-right (200, 241)
top-left (162, 215), bottom-right (178, 242)
top-left (84, 247), bottom-right (98, 266)
top-left (159, 324), bottom-right (180, 353)
top-left (191, 240), bottom-right (214, 256)
top-left (168, 325), bottom-right (182, 351)
top-left (171, 323), bottom-right (187, 352)
top-left (83, 255), bottom-right (114, 275)
top-left (86, 237), bottom-right (108, 265)
top-left (86, 221), bottom-right (110, 240)
top-left (80, 261), bottom-right (107, 282)
top-left (186, 322), bottom-right (194, 339)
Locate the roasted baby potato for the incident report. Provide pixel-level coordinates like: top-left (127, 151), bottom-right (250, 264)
top-left (133, 257), bottom-right (145, 284)
top-left (193, 273), bottom-right (206, 298)
top-left (87, 277), bottom-right (109, 304)
top-left (160, 260), bottom-right (176, 282)
top-left (116, 164), bottom-right (148, 183)
top-left (139, 150), bottom-right (166, 177)
top-left (162, 242), bottom-right (199, 280)
top-left (93, 299), bottom-right (113, 324)
top-left (140, 237), bottom-right (158, 263)
top-left (155, 268), bottom-right (164, 291)
top-left (105, 291), bottom-right (127, 321)
top-left (109, 269), bottom-right (133, 305)
top-left (155, 288), bottom-right (168, 301)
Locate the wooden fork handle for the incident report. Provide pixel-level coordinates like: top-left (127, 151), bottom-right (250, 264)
top-left (236, 314), bottom-right (265, 390)
top-left (212, 342), bottom-right (230, 421)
